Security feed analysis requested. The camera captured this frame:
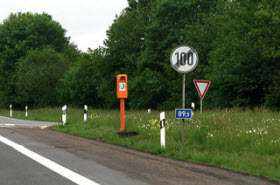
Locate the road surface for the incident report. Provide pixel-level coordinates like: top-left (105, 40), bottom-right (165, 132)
top-left (0, 116), bottom-right (278, 185)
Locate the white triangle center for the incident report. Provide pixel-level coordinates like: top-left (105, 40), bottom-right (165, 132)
top-left (197, 82), bottom-right (207, 94)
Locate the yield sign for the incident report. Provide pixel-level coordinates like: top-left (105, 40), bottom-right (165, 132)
top-left (193, 80), bottom-right (211, 99)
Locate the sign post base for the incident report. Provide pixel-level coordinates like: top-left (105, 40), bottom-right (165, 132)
top-left (117, 131), bottom-right (138, 137)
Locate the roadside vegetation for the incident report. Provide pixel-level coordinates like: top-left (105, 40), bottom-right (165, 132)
top-left (0, 107), bottom-right (279, 182)
top-left (0, 0), bottom-right (280, 110)
top-left (0, 0), bottom-right (279, 182)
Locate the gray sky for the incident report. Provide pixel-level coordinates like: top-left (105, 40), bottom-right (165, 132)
top-left (0, 0), bottom-right (128, 52)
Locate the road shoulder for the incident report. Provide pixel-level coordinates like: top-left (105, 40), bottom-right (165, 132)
top-left (8, 127), bottom-right (278, 185)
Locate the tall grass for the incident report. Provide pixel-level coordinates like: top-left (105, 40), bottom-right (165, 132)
top-left (0, 107), bottom-right (279, 182)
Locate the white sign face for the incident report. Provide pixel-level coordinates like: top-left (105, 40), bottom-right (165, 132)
top-left (197, 83), bottom-right (207, 93)
top-left (170, 45), bottom-right (198, 73)
top-left (119, 83), bottom-right (126, 91)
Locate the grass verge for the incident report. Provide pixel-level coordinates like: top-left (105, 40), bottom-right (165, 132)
top-left (0, 107), bottom-right (279, 182)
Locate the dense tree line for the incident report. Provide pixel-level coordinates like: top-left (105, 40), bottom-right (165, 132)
top-left (0, 0), bottom-right (279, 110)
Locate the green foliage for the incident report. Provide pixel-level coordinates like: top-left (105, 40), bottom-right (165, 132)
top-left (207, 1), bottom-right (260, 107)
top-left (0, 12), bottom-right (69, 53)
top-left (15, 47), bottom-right (69, 107)
top-left (251, 0), bottom-right (280, 108)
top-left (57, 49), bottom-right (105, 107)
top-left (0, 0), bottom-right (280, 109)
top-left (129, 68), bottom-right (167, 109)
top-left (0, 12), bottom-right (77, 107)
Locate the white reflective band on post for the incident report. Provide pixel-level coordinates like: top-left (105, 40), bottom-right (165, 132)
top-left (191, 102), bottom-right (195, 110)
top-left (10, 104), bottom-right (12, 117)
top-left (191, 102), bottom-right (195, 117)
top-left (160, 112), bottom-right (166, 148)
top-left (25, 106), bottom-right (28, 117)
top-left (160, 112), bottom-right (165, 122)
top-left (62, 105), bottom-right (67, 125)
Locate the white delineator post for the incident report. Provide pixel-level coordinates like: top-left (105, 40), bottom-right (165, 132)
top-left (191, 102), bottom-right (195, 110)
top-left (62, 105), bottom-right (67, 125)
top-left (160, 112), bottom-right (166, 148)
top-left (191, 102), bottom-right (195, 116)
top-left (10, 104), bottom-right (12, 117)
top-left (10, 104), bottom-right (13, 117)
top-left (84, 105), bottom-right (88, 122)
top-left (25, 106), bottom-right (28, 117)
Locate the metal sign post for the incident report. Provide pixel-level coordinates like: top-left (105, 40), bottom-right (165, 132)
top-left (170, 45), bottom-right (198, 149)
top-left (200, 99), bottom-right (202, 114)
top-left (182, 74), bottom-right (185, 147)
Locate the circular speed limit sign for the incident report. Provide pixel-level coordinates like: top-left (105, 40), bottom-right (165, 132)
top-left (170, 45), bottom-right (198, 73)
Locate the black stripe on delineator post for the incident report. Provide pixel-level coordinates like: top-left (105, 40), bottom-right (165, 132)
top-left (160, 112), bottom-right (166, 148)
top-left (160, 119), bottom-right (165, 129)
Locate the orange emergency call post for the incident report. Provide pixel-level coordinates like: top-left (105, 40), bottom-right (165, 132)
top-left (117, 74), bottom-right (128, 132)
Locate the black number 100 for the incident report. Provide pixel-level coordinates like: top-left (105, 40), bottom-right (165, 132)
top-left (175, 52), bottom-right (193, 66)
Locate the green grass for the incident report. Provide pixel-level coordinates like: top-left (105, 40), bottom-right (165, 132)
top-left (0, 107), bottom-right (279, 182)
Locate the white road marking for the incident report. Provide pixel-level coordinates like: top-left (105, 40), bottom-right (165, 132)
top-left (0, 123), bottom-right (49, 128)
top-left (0, 135), bottom-right (100, 185)
top-left (40, 126), bottom-right (48, 129)
top-left (0, 124), bottom-right (16, 127)
top-left (5, 124), bottom-right (15, 126)
top-left (0, 116), bottom-right (19, 121)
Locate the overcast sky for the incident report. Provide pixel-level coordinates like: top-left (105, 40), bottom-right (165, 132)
top-left (0, 0), bottom-right (128, 52)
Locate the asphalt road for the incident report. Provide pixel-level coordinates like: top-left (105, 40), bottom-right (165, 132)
top-left (0, 134), bottom-right (74, 185)
top-left (0, 116), bottom-right (278, 185)
top-left (0, 117), bottom-right (148, 185)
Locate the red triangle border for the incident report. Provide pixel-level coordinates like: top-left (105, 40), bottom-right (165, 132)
top-left (193, 80), bottom-right (211, 99)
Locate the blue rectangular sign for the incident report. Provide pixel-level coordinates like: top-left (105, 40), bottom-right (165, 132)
top-left (175, 109), bottom-right (192, 119)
